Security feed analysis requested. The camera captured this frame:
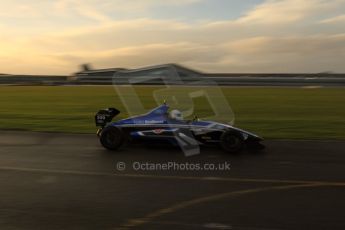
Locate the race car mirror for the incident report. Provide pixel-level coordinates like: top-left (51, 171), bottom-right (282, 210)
top-left (193, 115), bottom-right (199, 121)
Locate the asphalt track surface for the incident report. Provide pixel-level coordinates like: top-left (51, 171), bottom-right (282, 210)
top-left (0, 131), bottom-right (345, 230)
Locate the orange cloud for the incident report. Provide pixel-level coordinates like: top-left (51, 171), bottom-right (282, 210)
top-left (1, 0), bottom-right (345, 74)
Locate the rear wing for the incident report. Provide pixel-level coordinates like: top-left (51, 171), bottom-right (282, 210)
top-left (95, 108), bottom-right (120, 127)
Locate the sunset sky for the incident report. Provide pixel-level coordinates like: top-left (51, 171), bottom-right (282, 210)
top-left (1, 0), bottom-right (345, 74)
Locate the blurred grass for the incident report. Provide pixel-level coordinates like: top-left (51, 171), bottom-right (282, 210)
top-left (0, 86), bottom-right (344, 139)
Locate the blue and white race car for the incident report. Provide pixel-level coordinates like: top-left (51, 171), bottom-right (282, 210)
top-left (95, 103), bottom-right (264, 153)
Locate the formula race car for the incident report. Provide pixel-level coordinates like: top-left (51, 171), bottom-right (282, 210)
top-left (95, 103), bottom-right (264, 153)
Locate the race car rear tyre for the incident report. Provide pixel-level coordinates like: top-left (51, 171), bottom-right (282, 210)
top-left (220, 131), bottom-right (244, 153)
top-left (100, 126), bottom-right (125, 150)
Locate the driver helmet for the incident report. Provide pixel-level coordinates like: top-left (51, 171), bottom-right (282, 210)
top-left (170, 109), bottom-right (183, 121)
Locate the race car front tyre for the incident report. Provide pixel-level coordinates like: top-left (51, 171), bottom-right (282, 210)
top-left (100, 126), bottom-right (124, 150)
top-left (220, 131), bottom-right (244, 153)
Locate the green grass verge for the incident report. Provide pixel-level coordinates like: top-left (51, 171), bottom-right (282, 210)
top-left (0, 86), bottom-right (344, 139)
